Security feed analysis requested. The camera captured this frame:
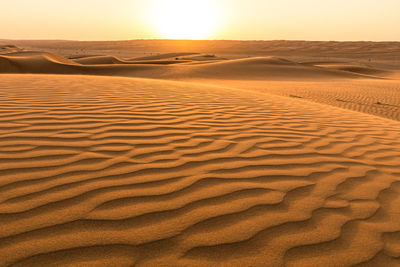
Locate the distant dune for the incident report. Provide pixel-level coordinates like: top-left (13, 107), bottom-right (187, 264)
top-left (0, 44), bottom-right (23, 54)
top-left (0, 50), bottom-right (389, 80)
top-left (74, 55), bottom-right (190, 65)
top-left (3, 40), bottom-right (400, 62)
top-left (130, 52), bottom-right (199, 61)
top-left (170, 57), bottom-right (384, 80)
top-left (313, 63), bottom-right (391, 76)
top-left (1, 41), bottom-right (400, 266)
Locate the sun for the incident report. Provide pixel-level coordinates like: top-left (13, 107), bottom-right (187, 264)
top-left (146, 0), bottom-right (224, 40)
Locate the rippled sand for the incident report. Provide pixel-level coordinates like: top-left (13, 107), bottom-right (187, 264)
top-left (1, 75), bottom-right (400, 266)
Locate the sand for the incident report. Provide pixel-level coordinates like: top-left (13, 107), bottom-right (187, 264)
top-left (1, 41), bottom-right (400, 266)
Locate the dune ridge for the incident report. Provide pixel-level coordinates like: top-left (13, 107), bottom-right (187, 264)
top-left (1, 74), bottom-right (400, 266)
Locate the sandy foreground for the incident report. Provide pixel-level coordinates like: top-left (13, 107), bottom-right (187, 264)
top-left (1, 41), bottom-right (400, 266)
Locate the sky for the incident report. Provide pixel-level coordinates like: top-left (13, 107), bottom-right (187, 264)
top-left (1, 0), bottom-right (400, 41)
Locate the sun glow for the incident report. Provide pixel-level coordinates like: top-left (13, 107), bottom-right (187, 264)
top-left (147, 0), bottom-right (224, 40)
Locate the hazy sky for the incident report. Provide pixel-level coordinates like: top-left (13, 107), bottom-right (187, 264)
top-left (1, 0), bottom-right (400, 41)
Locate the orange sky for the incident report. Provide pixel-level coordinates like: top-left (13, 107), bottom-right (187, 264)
top-left (1, 0), bottom-right (400, 41)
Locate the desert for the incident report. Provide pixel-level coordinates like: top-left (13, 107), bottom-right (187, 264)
top-left (0, 39), bottom-right (400, 266)
top-left (2, 0), bottom-right (400, 265)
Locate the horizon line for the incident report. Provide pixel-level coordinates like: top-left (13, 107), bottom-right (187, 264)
top-left (2, 38), bottom-right (400, 43)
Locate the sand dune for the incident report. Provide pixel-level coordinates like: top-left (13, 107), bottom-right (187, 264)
top-left (0, 74), bottom-right (400, 266)
top-left (130, 52), bottom-right (200, 61)
top-left (0, 51), bottom-right (381, 80)
top-left (198, 79), bottom-right (400, 122)
top-left (73, 55), bottom-right (135, 65)
top-left (313, 63), bottom-right (392, 76)
top-left (0, 45), bottom-right (24, 55)
top-left (1, 48), bottom-right (399, 122)
top-left (174, 57), bottom-right (378, 80)
top-left (180, 54), bottom-right (226, 61)
top-left (73, 55), bottom-right (190, 65)
top-left (0, 52), bottom-right (167, 77)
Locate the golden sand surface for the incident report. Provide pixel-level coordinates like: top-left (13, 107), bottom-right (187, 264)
top-left (1, 41), bottom-right (400, 266)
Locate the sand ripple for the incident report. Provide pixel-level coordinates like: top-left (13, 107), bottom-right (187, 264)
top-left (0, 75), bottom-right (400, 266)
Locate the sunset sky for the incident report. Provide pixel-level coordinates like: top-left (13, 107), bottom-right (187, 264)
top-left (2, 0), bottom-right (400, 41)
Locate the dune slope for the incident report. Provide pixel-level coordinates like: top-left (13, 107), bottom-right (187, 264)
top-left (176, 57), bottom-right (376, 80)
top-left (0, 75), bottom-right (400, 266)
top-left (199, 79), bottom-right (400, 122)
top-left (313, 63), bottom-right (392, 76)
